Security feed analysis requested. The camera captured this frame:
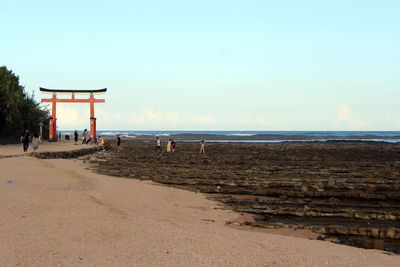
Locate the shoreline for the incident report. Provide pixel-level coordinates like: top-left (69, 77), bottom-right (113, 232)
top-left (103, 133), bottom-right (400, 141)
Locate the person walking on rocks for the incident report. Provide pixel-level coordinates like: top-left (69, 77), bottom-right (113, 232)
top-left (155, 137), bottom-right (162, 152)
top-left (199, 139), bottom-right (206, 154)
top-left (167, 139), bottom-right (172, 152)
top-left (171, 139), bottom-right (176, 152)
top-left (74, 130), bottom-right (79, 145)
top-left (20, 128), bottom-right (31, 152)
top-left (98, 136), bottom-right (105, 151)
top-left (116, 135), bottom-right (122, 152)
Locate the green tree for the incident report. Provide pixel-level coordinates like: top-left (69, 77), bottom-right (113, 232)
top-left (0, 66), bottom-right (49, 143)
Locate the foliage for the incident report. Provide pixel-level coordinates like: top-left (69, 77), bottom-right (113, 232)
top-left (0, 66), bottom-right (49, 143)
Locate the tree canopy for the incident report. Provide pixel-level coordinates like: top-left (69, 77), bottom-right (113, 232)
top-left (0, 66), bottom-right (49, 143)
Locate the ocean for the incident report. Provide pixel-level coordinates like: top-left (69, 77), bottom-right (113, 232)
top-left (61, 131), bottom-right (400, 143)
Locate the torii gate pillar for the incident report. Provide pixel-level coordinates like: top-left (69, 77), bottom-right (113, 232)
top-left (89, 93), bottom-right (97, 139)
top-left (40, 88), bottom-right (107, 141)
top-left (49, 93), bottom-right (57, 140)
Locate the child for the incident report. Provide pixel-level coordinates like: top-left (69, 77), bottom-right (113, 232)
top-left (171, 139), bottom-right (176, 152)
top-left (155, 137), bottom-right (162, 152)
top-left (116, 135), bottom-right (122, 152)
top-left (199, 139), bottom-right (206, 153)
top-left (98, 136), bottom-right (105, 151)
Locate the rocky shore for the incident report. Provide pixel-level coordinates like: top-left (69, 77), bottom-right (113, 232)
top-left (85, 140), bottom-right (400, 253)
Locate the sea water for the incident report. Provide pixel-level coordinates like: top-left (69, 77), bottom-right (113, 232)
top-left (60, 131), bottom-right (400, 143)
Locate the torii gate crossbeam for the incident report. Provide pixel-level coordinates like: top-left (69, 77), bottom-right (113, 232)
top-left (40, 88), bottom-right (107, 141)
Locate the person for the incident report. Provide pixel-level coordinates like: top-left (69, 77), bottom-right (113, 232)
top-left (32, 131), bottom-right (39, 152)
top-left (74, 130), bottom-right (79, 145)
top-left (171, 139), bottom-right (176, 152)
top-left (82, 129), bottom-right (88, 144)
top-left (155, 137), bottom-right (162, 152)
top-left (116, 135), bottom-right (122, 152)
top-left (58, 131), bottom-right (62, 140)
top-left (98, 136), bottom-right (105, 151)
top-left (167, 139), bottom-right (172, 152)
top-left (199, 139), bottom-right (206, 153)
top-left (20, 129), bottom-right (31, 152)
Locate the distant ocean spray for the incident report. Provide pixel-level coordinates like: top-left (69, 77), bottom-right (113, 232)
top-left (60, 131), bottom-right (400, 143)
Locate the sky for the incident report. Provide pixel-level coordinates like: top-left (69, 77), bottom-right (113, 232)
top-left (1, 0), bottom-right (399, 131)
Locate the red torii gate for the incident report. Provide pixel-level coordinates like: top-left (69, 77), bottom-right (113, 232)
top-left (40, 88), bottom-right (107, 141)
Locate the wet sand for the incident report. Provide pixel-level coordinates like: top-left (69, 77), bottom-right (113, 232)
top-left (0, 142), bottom-right (399, 266)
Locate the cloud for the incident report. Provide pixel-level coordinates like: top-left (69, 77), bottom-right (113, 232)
top-left (385, 113), bottom-right (400, 129)
top-left (55, 103), bottom-right (89, 130)
top-left (225, 115), bottom-right (286, 130)
top-left (55, 105), bottom-right (285, 130)
top-left (114, 113), bottom-right (121, 121)
top-left (188, 115), bottom-right (217, 126)
top-left (226, 116), bottom-right (253, 126)
top-left (127, 107), bottom-right (216, 129)
top-left (332, 105), bottom-right (370, 129)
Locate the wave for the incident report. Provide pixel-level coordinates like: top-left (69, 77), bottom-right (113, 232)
top-left (228, 133), bottom-right (256, 137)
top-left (59, 130), bottom-right (400, 139)
top-left (176, 138), bottom-right (400, 143)
top-left (121, 135), bottom-right (136, 138)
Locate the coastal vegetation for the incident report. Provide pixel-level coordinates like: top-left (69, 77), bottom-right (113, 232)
top-left (0, 66), bottom-right (49, 144)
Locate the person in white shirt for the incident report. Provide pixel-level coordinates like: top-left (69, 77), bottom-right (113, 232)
top-left (155, 137), bottom-right (162, 152)
top-left (199, 139), bottom-right (206, 153)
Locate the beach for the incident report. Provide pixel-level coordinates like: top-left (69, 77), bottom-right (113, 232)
top-left (0, 142), bottom-right (399, 266)
top-left (0, 139), bottom-right (96, 157)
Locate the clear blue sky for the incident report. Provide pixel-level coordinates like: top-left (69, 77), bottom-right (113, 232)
top-left (1, 0), bottom-right (399, 130)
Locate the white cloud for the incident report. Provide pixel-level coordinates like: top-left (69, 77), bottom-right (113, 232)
top-left (55, 105), bottom-right (286, 130)
top-left (225, 115), bottom-right (286, 130)
top-left (114, 113), bottom-right (121, 121)
top-left (56, 103), bottom-right (89, 130)
top-left (332, 104), bottom-right (370, 130)
top-left (255, 115), bottom-right (269, 127)
top-left (127, 107), bottom-right (216, 129)
top-left (384, 113), bottom-right (400, 129)
top-left (188, 115), bottom-right (217, 126)
top-left (226, 116), bottom-right (253, 126)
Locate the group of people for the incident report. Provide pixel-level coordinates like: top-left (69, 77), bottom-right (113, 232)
top-left (20, 129), bottom-right (40, 152)
top-left (20, 129), bottom-right (206, 154)
top-left (73, 129), bottom-right (122, 153)
top-left (74, 129), bottom-right (92, 145)
top-left (155, 137), bottom-right (177, 152)
top-left (154, 137), bottom-right (206, 153)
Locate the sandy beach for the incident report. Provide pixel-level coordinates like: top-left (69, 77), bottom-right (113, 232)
top-left (0, 139), bottom-right (96, 157)
top-left (0, 143), bottom-right (399, 266)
